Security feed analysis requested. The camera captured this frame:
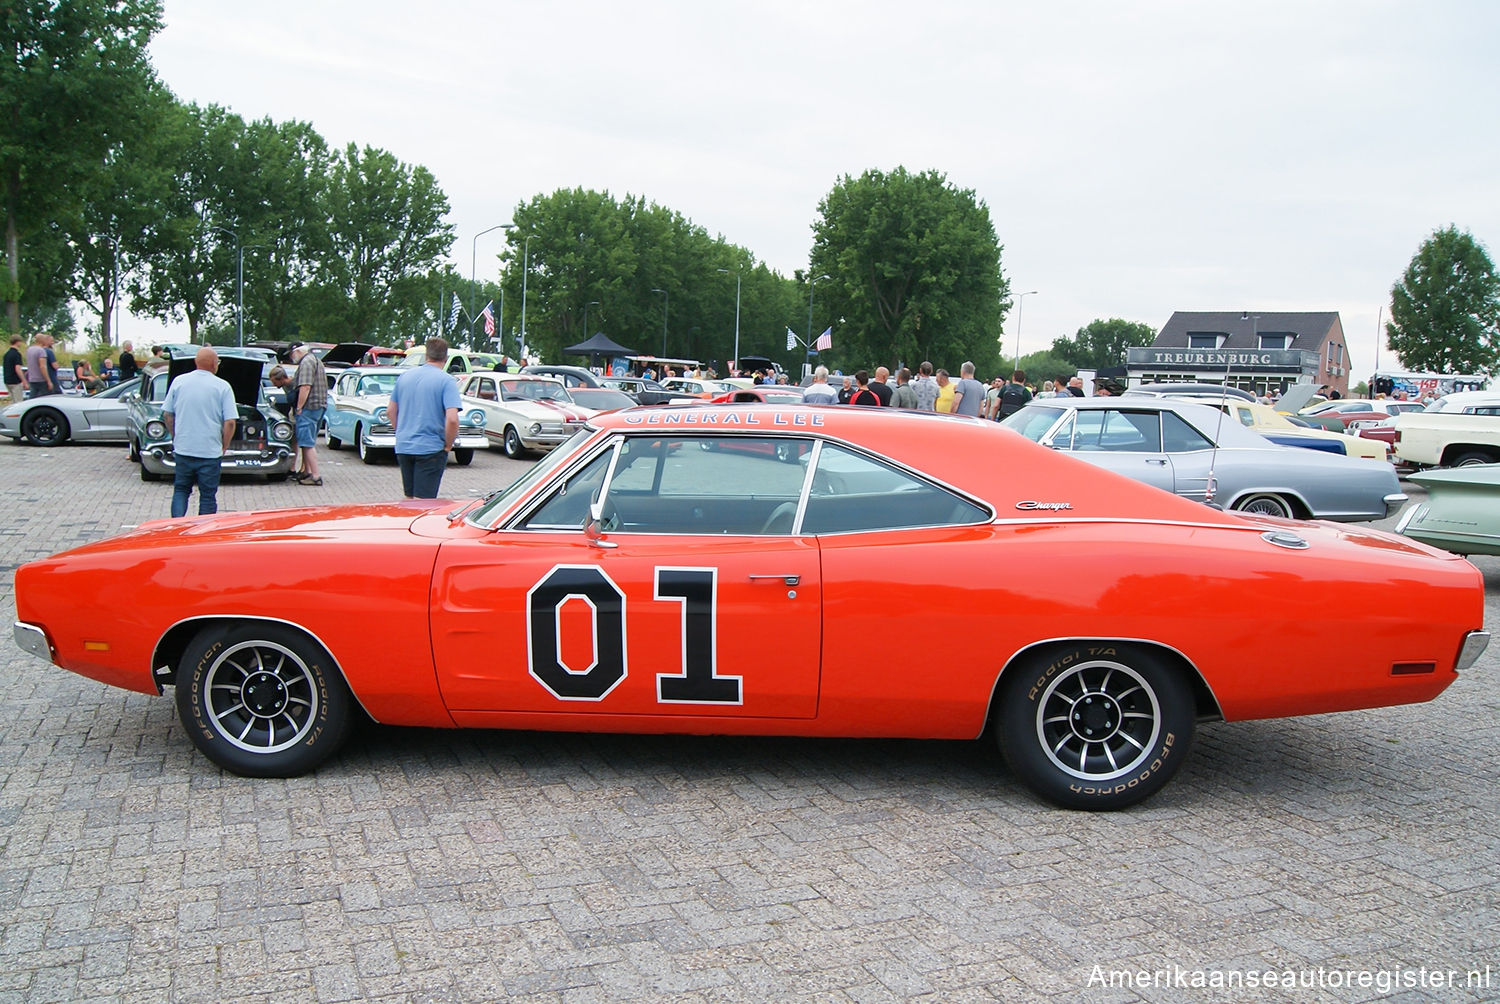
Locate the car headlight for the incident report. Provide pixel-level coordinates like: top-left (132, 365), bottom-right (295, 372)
top-left (145, 420), bottom-right (167, 440)
top-left (374, 406), bottom-right (388, 424)
top-left (465, 408), bottom-right (486, 427)
top-left (272, 421), bottom-right (293, 442)
top-left (528, 422), bottom-right (542, 435)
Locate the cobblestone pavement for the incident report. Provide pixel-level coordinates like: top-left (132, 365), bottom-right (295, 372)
top-left (2, 437), bottom-right (1498, 1003)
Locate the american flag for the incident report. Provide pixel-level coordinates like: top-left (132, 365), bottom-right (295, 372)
top-left (815, 327), bottom-right (833, 352)
top-left (480, 301), bottom-right (495, 337)
top-left (448, 292), bottom-right (462, 330)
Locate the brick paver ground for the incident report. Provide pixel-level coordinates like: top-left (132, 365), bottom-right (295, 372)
top-left (1, 436), bottom-right (1497, 1002)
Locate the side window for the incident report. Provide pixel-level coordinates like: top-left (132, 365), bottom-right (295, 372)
top-left (802, 445), bottom-right (988, 534)
top-left (1162, 411), bottom-right (1215, 451)
top-left (605, 436), bottom-right (809, 534)
top-left (448, 357), bottom-right (465, 373)
top-left (519, 449), bottom-right (615, 529)
top-left (1073, 410), bottom-right (1158, 452)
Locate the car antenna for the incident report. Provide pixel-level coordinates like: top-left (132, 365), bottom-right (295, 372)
top-left (1204, 317), bottom-right (1245, 508)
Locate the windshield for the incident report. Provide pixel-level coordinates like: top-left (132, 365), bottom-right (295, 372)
top-left (468, 428), bottom-right (594, 527)
top-left (502, 380), bottom-right (572, 403)
top-left (357, 374), bottom-right (399, 395)
top-left (1000, 405), bottom-right (1066, 442)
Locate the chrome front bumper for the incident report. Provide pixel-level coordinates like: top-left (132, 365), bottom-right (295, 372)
top-left (1457, 630), bottom-right (1490, 671)
top-left (13, 621), bottom-right (52, 661)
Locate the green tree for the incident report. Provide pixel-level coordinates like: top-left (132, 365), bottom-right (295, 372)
top-left (314, 143), bottom-right (453, 342)
top-left (1049, 318), bottom-right (1158, 371)
top-left (809, 167), bottom-right (1006, 373)
top-left (2, 0), bottom-right (163, 334)
top-left (1387, 225), bottom-right (1500, 375)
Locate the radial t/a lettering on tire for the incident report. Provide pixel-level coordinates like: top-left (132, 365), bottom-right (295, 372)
top-left (174, 622), bottom-right (355, 777)
top-left (996, 643), bottom-right (1194, 810)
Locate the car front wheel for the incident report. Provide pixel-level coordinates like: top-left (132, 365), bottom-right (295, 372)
top-left (1231, 493), bottom-right (1294, 518)
top-left (175, 622), bottom-right (355, 777)
top-left (996, 643), bottom-right (1194, 810)
top-left (454, 447), bottom-right (473, 465)
top-left (503, 426), bottom-right (526, 459)
top-left (22, 408), bottom-right (68, 447)
top-left (357, 425), bottom-right (378, 465)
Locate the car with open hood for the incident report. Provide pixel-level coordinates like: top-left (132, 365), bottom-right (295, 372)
top-left (125, 356), bottom-right (295, 482)
top-left (10, 405), bottom-right (1487, 810)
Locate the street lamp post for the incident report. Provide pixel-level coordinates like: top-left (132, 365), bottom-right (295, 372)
top-left (209, 225), bottom-right (239, 346)
top-left (717, 267), bottom-right (741, 372)
top-left (806, 273), bottom-right (830, 375)
top-left (1012, 289), bottom-right (1038, 369)
top-left (238, 244), bottom-right (268, 345)
top-left (470, 223), bottom-right (514, 348)
top-left (583, 300), bottom-right (600, 340)
top-left (519, 234), bottom-right (534, 362)
top-left (651, 288), bottom-right (669, 356)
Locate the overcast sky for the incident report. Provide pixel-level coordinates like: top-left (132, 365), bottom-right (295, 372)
top-left (140, 0), bottom-right (1500, 376)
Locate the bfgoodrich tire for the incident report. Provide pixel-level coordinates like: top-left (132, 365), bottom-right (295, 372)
top-left (174, 622), bottom-right (355, 777)
top-left (997, 643), bottom-right (1194, 810)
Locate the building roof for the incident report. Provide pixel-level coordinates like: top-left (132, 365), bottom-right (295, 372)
top-left (1152, 311), bottom-right (1342, 351)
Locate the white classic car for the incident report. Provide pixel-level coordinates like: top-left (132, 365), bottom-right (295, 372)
top-left (325, 366), bottom-right (488, 465)
top-left (457, 372), bottom-right (596, 458)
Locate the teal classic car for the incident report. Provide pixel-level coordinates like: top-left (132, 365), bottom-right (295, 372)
top-left (1395, 464), bottom-right (1500, 555)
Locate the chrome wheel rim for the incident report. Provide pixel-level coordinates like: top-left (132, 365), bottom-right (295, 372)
top-left (202, 640), bottom-right (319, 754)
top-left (1238, 495), bottom-right (1290, 517)
top-left (1036, 659), bottom-right (1161, 781)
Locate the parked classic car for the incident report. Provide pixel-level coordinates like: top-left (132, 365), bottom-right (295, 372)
top-left (1194, 399), bottom-right (1387, 460)
top-left (1392, 391), bottom-right (1500, 468)
top-left (1, 376), bottom-right (143, 447)
top-left (325, 365), bottom-right (487, 465)
top-left (710, 386), bottom-right (807, 405)
top-left (1395, 463), bottom-right (1500, 555)
top-left (456, 372), bottom-right (595, 457)
top-left (13, 406), bottom-right (1487, 810)
top-left (1000, 397), bottom-right (1405, 521)
top-left (126, 358), bottom-right (295, 482)
top-left (400, 345), bottom-right (503, 377)
top-left (599, 375), bottom-right (699, 406)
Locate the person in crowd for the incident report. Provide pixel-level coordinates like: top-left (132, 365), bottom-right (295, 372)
top-left (995, 369), bottom-right (1033, 419)
top-left (162, 347), bottom-right (236, 518)
top-left (388, 337), bottom-right (461, 499)
top-left (983, 376), bottom-right (1005, 418)
top-left (912, 361), bottom-right (939, 411)
top-left (891, 367), bottom-right (918, 409)
top-left (267, 365), bottom-right (305, 481)
top-left (802, 365), bottom-right (839, 404)
top-left (869, 366), bottom-right (893, 406)
top-left (934, 369), bottom-right (956, 413)
top-left (145, 345), bottom-right (169, 372)
top-left (849, 370), bottom-right (882, 406)
top-left (73, 358), bottom-right (102, 393)
top-left (951, 361), bottom-right (985, 417)
top-left (837, 374), bottom-right (855, 404)
top-left (289, 343), bottom-right (327, 486)
top-left (118, 341), bottom-right (139, 380)
top-left (100, 357), bottom-right (119, 386)
top-left (4, 335), bottom-right (25, 404)
top-left (1066, 376), bottom-right (1086, 397)
top-left (25, 334), bottom-right (56, 397)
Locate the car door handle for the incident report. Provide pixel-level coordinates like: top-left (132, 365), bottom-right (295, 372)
top-left (749, 574), bottom-right (800, 586)
top-left (1146, 458), bottom-right (1168, 466)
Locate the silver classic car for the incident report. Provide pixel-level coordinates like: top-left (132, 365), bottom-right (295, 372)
top-left (126, 357), bottom-right (295, 482)
top-left (1, 376), bottom-right (142, 446)
top-left (1001, 397), bottom-right (1406, 521)
top-left (325, 366), bottom-right (488, 465)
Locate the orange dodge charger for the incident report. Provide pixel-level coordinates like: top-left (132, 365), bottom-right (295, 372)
top-left (12, 405), bottom-right (1489, 809)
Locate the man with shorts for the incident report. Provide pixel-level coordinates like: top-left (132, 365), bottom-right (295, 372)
top-left (388, 338), bottom-right (460, 499)
top-left (289, 343), bottom-right (327, 485)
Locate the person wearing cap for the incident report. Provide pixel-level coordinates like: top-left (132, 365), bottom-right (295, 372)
top-left (289, 343), bottom-right (327, 485)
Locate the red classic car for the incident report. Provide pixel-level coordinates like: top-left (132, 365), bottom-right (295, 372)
top-left (12, 406), bottom-right (1489, 809)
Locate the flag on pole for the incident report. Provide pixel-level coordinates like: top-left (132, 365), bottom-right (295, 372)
top-left (448, 292), bottom-right (462, 331)
top-left (815, 327), bottom-right (833, 352)
top-left (480, 301), bottom-right (495, 337)
top-left (786, 327), bottom-right (797, 351)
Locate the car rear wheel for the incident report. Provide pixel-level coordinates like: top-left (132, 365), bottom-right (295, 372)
top-left (175, 622), bottom-right (355, 777)
top-left (1451, 451), bottom-right (1495, 468)
top-left (21, 408), bottom-right (68, 447)
top-left (1231, 493), bottom-right (1294, 518)
top-left (503, 426), bottom-right (527, 459)
top-left (997, 643), bottom-right (1194, 810)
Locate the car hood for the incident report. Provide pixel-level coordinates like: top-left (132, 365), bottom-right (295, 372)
top-left (322, 342), bottom-right (375, 366)
top-left (102, 500), bottom-right (453, 546)
top-left (167, 356), bottom-right (264, 407)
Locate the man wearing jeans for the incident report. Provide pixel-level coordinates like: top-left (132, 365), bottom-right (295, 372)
top-left (163, 346), bottom-right (236, 518)
top-left (388, 337), bottom-right (459, 499)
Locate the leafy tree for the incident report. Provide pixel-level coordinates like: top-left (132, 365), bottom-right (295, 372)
top-left (1049, 318), bottom-right (1158, 372)
top-left (2, 0), bottom-right (163, 334)
top-left (315, 143), bottom-right (453, 342)
top-left (809, 167), bottom-right (1006, 373)
top-left (1387, 225), bottom-right (1500, 375)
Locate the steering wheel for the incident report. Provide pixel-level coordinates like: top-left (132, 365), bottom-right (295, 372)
top-left (759, 502), bottom-right (798, 534)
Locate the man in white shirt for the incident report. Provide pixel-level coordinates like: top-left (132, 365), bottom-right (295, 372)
top-left (163, 347), bottom-right (237, 518)
top-left (801, 365), bottom-right (839, 404)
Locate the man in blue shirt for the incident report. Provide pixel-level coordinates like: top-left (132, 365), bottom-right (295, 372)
top-left (388, 338), bottom-right (460, 499)
top-left (162, 347), bottom-right (237, 518)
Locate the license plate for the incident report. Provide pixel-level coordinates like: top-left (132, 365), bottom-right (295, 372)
top-left (233, 459), bottom-right (261, 468)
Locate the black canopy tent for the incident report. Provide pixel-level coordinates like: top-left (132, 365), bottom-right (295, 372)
top-left (563, 332), bottom-right (638, 370)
